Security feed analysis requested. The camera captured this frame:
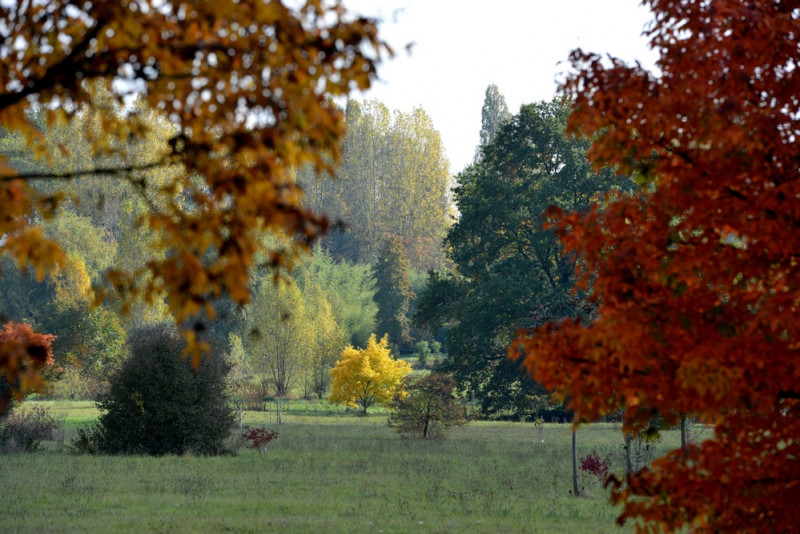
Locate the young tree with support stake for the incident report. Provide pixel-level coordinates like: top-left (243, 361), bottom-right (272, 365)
top-left (511, 1), bottom-right (800, 531)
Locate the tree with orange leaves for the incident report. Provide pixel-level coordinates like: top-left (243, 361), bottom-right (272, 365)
top-left (511, 1), bottom-right (800, 531)
top-left (0, 322), bottom-right (56, 414)
top-left (0, 0), bottom-right (388, 404)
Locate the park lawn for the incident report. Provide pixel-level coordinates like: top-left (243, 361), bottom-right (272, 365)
top-left (1, 401), bottom-right (687, 533)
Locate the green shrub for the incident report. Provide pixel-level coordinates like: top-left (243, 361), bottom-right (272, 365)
top-left (413, 341), bottom-right (432, 368)
top-left (50, 365), bottom-right (95, 400)
top-left (0, 405), bottom-right (58, 452)
top-left (389, 373), bottom-right (469, 438)
top-left (87, 323), bottom-right (235, 455)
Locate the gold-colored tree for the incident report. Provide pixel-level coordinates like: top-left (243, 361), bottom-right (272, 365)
top-left (329, 334), bottom-right (411, 415)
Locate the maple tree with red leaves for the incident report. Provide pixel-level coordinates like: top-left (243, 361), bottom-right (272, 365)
top-left (511, 1), bottom-right (800, 531)
top-left (0, 322), bottom-right (56, 413)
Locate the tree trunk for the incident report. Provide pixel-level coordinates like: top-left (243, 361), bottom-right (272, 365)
top-left (680, 414), bottom-right (688, 451)
top-left (624, 433), bottom-right (633, 475)
top-left (276, 397), bottom-right (282, 424)
top-left (238, 404), bottom-right (243, 429)
top-left (572, 428), bottom-right (580, 497)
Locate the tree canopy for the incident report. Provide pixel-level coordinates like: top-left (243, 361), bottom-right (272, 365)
top-left (329, 334), bottom-right (411, 415)
top-left (511, 1), bottom-right (800, 531)
top-left (479, 84), bottom-right (511, 148)
top-left (0, 0), bottom-right (389, 401)
top-left (417, 99), bottom-right (623, 419)
top-left (300, 100), bottom-right (453, 270)
top-left (0, 322), bottom-right (56, 413)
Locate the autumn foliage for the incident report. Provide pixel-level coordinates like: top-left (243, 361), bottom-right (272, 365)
top-left (0, 0), bottom-right (388, 381)
top-left (511, 1), bottom-right (800, 531)
top-left (0, 322), bottom-right (56, 413)
top-left (329, 334), bottom-right (411, 415)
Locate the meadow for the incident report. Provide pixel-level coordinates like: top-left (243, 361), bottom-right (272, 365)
top-left (0, 400), bottom-right (690, 533)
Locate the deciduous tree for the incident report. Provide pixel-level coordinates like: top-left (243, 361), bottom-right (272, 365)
top-left (329, 334), bottom-right (410, 415)
top-left (417, 99), bottom-right (623, 419)
top-left (243, 277), bottom-right (310, 398)
top-left (0, 0), bottom-right (389, 400)
top-left (0, 322), bottom-right (56, 413)
top-left (302, 280), bottom-right (346, 399)
top-left (478, 84), bottom-right (511, 149)
top-left (389, 373), bottom-right (468, 438)
top-left (301, 100), bottom-right (452, 270)
top-left (511, 1), bottom-right (800, 531)
top-left (295, 246), bottom-right (377, 348)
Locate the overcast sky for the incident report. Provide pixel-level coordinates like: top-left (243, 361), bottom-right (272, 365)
top-left (345, 0), bottom-right (659, 175)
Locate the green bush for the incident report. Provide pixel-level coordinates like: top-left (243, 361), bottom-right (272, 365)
top-left (389, 373), bottom-right (469, 438)
top-left (85, 323), bottom-right (235, 455)
top-left (413, 341), bottom-right (432, 368)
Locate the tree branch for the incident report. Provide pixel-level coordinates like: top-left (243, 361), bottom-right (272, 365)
top-left (0, 159), bottom-right (180, 182)
top-left (0, 18), bottom-right (107, 112)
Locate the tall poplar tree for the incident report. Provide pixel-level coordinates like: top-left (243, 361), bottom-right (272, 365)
top-left (479, 84), bottom-right (512, 149)
top-left (301, 100), bottom-right (452, 270)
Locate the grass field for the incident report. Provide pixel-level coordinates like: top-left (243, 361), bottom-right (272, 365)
top-left (0, 401), bottom-right (689, 533)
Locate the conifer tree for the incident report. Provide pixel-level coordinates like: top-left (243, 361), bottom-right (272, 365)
top-left (373, 236), bottom-right (414, 351)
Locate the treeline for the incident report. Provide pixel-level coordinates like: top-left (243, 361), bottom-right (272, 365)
top-left (0, 96), bottom-right (451, 402)
top-left (299, 100), bottom-right (453, 271)
top-left (2, 86), bottom-right (629, 422)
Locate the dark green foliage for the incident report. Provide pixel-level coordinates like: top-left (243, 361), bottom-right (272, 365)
top-left (416, 99), bottom-right (628, 420)
top-left (0, 255), bottom-right (52, 326)
top-left (94, 324), bottom-right (234, 455)
top-left (68, 425), bottom-right (104, 455)
top-left (373, 236), bottom-right (414, 351)
top-left (389, 373), bottom-right (469, 438)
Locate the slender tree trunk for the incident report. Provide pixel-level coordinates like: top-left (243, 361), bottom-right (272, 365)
top-left (624, 433), bottom-right (633, 475)
top-left (572, 428), bottom-right (580, 497)
top-left (680, 414), bottom-right (689, 451)
top-left (276, 397), bottom-right (282, 424)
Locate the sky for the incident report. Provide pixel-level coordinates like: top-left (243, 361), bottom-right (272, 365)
top-left (345, 0), bottom-right (660, 175)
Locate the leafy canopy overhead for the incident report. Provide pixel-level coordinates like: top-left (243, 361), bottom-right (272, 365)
top-left (512, 1), bottom-right (800, 531)
top-left (0, 0), bottom-right (389, 390)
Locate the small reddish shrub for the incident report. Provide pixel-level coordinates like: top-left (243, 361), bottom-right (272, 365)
top-left (242, 428), bottom-right (278, 452)
top-left (580, 450), bottom-right (613, 484)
